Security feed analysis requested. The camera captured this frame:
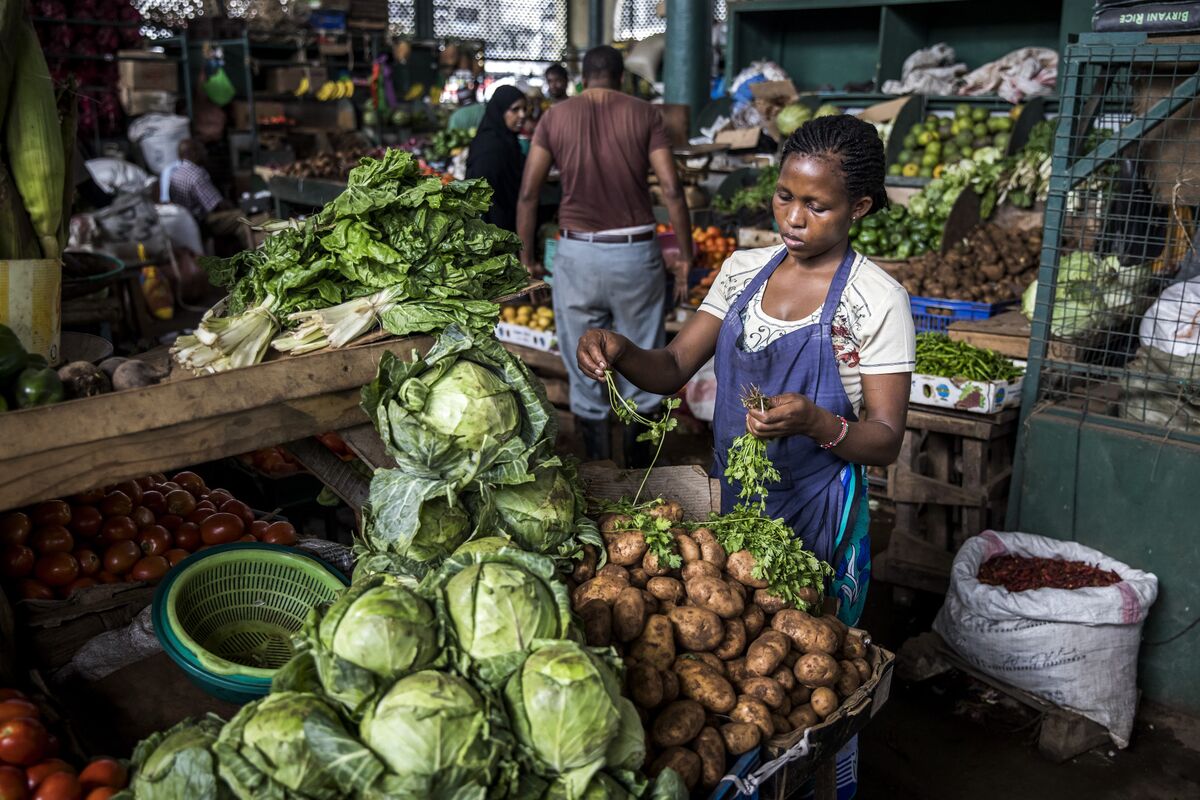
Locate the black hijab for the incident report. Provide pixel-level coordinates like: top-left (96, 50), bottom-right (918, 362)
top-left (466, 85), bottom-right (527, 232)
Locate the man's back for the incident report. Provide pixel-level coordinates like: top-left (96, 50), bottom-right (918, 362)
top-left (532, 89), bottom-right (670, 233)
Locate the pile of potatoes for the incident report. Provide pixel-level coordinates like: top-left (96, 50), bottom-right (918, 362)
top-left (566, 502), bottom-right (875, 793)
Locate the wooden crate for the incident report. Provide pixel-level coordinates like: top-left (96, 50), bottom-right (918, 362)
top-left (875, 406), bottom-right (1018, 594)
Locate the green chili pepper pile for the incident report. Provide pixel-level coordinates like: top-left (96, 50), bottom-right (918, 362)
top-left (915, 333), bottom-right (1024, 382)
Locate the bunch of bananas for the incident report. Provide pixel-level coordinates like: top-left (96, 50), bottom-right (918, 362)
top-left (501, 304), bottom-right (554, 332)
top-left (315, 78), bottom-right (355, 101)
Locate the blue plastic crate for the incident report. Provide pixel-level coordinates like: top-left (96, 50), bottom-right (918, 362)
top-left (909, 295), bottom-right (1018, 334)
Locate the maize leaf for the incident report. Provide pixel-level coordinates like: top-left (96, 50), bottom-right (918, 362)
top-left (6, 18), bottom-right (65, 260)
top-left (56, 82), bottom-right (77, 255)
top-left (0, 159), bottom-right (39, 259)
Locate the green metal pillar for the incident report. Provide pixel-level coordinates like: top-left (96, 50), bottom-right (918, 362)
top-left (588, 0), bottom-right (605, 49)
top-left (415, 0), bottom-right (434, 39)
top-left (663, 0), bottom-right (711, 135)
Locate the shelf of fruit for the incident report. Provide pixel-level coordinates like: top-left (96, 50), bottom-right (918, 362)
top-left (499, 303), bottom-right (555, 333)
top-left (889, 104), bottom-right (1017, 180)
top-left (656, 224), bottom-right (737, 308)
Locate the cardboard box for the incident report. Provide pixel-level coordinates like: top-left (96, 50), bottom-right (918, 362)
top-left (266, 65), bottom-right (328, 95)
top-left (230, 100), bottom-right (284, 131)
top-left (118, 88), bottom-right (177, 117)
top-left (118, 50), bottom-right (178, 92)
top-left (715, 127), bottom-right (763, 151)
top-left (909, 363), bottom-right (1025, 415)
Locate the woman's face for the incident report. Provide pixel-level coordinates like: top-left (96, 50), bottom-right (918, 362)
top-left (503, 98), bottom-right (527, 133)
top-left (772, 155), bottom-right (871, 261)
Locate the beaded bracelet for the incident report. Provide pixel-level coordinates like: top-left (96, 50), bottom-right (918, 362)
top-left (820, 415), bottom-right (849, 450)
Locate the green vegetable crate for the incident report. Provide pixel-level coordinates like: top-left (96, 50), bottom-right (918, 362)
top-left (910, 360), bottom-right (1025, 415)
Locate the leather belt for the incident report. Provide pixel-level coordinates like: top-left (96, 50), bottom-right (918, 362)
top-left (562, 229), bottom-right (656, 244)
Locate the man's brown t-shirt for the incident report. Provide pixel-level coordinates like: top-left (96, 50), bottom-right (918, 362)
top-left (532, 89), bottom-right (671, 233)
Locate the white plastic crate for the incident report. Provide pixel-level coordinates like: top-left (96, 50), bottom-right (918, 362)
top-left (909, 361), bottom-right (1025, 415)
top-left (495, 322), bottom-right (557, 352)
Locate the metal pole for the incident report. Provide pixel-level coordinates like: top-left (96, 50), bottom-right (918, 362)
top-left (588, 0), bottom-right (604, 49)
top-left (663, 0), bottom-right (711, 136)
top-left (415, 0), bottom-right (434, 40)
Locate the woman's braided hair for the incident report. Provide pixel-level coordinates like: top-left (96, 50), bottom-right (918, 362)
top-left (781, 114), bottom-right (889, 216)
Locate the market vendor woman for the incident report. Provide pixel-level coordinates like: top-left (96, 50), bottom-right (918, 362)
top-left (578, 115), bottom-right (915, 626)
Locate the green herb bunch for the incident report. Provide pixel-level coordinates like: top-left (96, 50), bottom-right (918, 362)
top-left (604, 370), bottom-right (680, 504)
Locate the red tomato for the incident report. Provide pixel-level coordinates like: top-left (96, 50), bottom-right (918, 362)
top-left (218, 500), bottom-right (254, 529)
top-left (136, 526), bottom-right (171, 557)
top-left (29, 503), bottom-right (69, 529)
top-left (262, 522), bottom-right (297, 547)
top-left (130, 556), bottom-right (168, 584)
top-left (0, 514), bottom-right (30, 547)
top-left (163, 491), bottom-right (195, 517)
top-left (63, 578), bottom-right (96, 597)
top-left (30, 771), bottom-right (79, 800)
top-left (237, 535), bottom-right (256, 542)
top-left (115, 481), bottom-right (142, 507)
top-left (2, 546), bottom-right (35, 579)
top-left (93, 573), bottom-right (118, 585)
top-left (0, 703), bottom-right (37, 728)
top-left (205, 489), bottom-right (233, 507)
top-left (171, 472), bottom-right (206, 496)
top-left (25, 759), bottom-right (70, 790)
top-left (83, 790), bottom-right (114, 800)
top-left (200, 513), bottom-right (243, 546)
top-left (174, 523), bottom-right (200, 551)
top-left (77, 760), bottom-right (123, 791)
top-left (163, 549), bottom-right (189, 566)
top-left (97, 518), bottom-right (136, 546)
top-left (139, 491), bottom-right (166, 516)
top-left (129, 507), bottom-right (155, 530)
top-left (152, 482), bottom-right (180, 495)
top-left (101, 542), bottom-right (140, 576)
top-left (72, 549), bottom-right (99, 577)
top-left (156, 514), bottom-right (182, 533)
top-left (0, 718), bottom-right (48, 766)
top-left (97, 493), bottom-right (131, 519)
top-left (71, 488), bottom-right (105, 505)
top-left (29, 528), bottom-right (72, 556)
top-left (249, 520), bottom-right (268, 537)
top-left (16, 581), bottom-right (53, 601)
top-left (134, 476), bottom-right (155, 490)
top-left (0, 765), bottom-right (25, 800)
top-left (0, 694), bottom-right (24, 704)
top-left (32, 554), bottom-right (78, 588)
top-left (193, 501), bottom-right (215, 513)
top-left (66, 508), bottom-right (101, 540)
top-left (184, 509), bottom-right (212, 526)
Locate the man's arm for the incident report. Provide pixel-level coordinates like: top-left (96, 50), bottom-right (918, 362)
top-left (517, 143), bottom-right (553, 277)
top-left (648, 147), bottom-right (693, 304)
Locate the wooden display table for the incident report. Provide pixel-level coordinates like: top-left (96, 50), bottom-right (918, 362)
top-left (947, 311), bottom-right (1031, 360)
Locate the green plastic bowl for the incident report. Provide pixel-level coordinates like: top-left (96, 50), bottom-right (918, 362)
top-left (153, 543), bottom-right (347, 702)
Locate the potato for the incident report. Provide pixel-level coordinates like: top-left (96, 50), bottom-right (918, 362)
top-left (753, 589), bottom-right (790, 615)
top-left (740, 676), bottom-right (785, 710)
top-left (648, 499), bottom-right (684, 524)
top-left (789, 686), bottom-right (812, 705)
top-left (651, 699), bottom-right (706, 747)
top-left (675, 652), bottom-right (724, 676)
top-left (678, 664), bottom-right (737, 713)
top-left (821, 614), bottom-right (850, 643)
top-left (742, 604), bottom-right (766, 639)
top-left (771, 609), bottom-right (839, 655)
top-left (714, 618), bottom-right (747, 660)
top-left (631, 614), bottom-right (675, 671)
top-left (641, 590), bottom-right (659, 614)
top-left (810, 686), bottom-right (839, 719)
top-left (642, 548), bottom-right (672, 577)
top-left (648, 747), bottom-right (701, 792)
top-left (726, 550), bottom-right (769, 589)
top-left (720, 722), bottom-right (760, 756)
top-left (578, 599), bottom-right (612, 647)
top-left (787, 704), bottom-right (820, 731)
top-left (674, 532), bottom-right (701, 563)
top-left (771, 713), bottom-right (790, 734)
top-left (605, 530), bottom-right (649, 566)
top-left (725, 658), bottom-right (751, 686)
top-left (681, 560), bottom-right (721, 582)
top-left (685, 576), bottom-right (745, 619)
top-left (572, 544), bottom-right (598, 583)
top-left (660, 669), bottom-right (680, 703)
top-left (689, 527), bottom-right (727, 569)
top-left (693, 727), bottom-right (726, 789)
top-left (598, 563), bottom-right (630, 582)
top-left (779, 695), bottom-right (792, 716)
top-left (629, 662), bottom-right (664, 709)
top-left (647, 576), bottom-right (686, 604)
top-left (726, 579), bottom-right (748, 602)
top-left (598, 513), bottom-right (632, 535)
top-left (842, 629), bottom-right (869, 660)
top-left (835, 660), bottom-right (862, 697)
top-left (745, 631), bottom-right (791, 677)
top-left (783, 649), bottom-right (800, 668)
top-left (614, 586), bottom-right (648, 643)
top-left (772, 667), bottom-right (796, 692)
top-left (628, 567), bottom-right (650, 589)
top-left (668, 606), bottom-right (725, 652)
top-left (794, 652), bottom-right (840, 689)
top-left (796, 585), bottom-right (821, 610)
top-left (850, 657), bottom-right (871, 683)
top-left (572, 574), bottom-right (628, 608)
top-left (730, 695), bottom-right (775, 739)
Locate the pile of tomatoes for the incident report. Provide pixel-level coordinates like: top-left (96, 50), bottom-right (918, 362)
top-left (0, 471), bottom-right (299, 601)
top-left (0, 689), bottom-right (127, 799)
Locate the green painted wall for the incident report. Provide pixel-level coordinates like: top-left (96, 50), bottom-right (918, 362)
top-left (1014, 413), bottom-right (1200, 714)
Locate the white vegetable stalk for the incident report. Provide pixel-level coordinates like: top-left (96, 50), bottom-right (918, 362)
top-left (282, 285), bottom-right (405, 350)
top-left (271, 324), bottom-right (329, 355)
top-left (171, 295), bottom-right (279, 374)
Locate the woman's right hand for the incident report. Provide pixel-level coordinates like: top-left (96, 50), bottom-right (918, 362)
top-left (577, 329), bottom-right (628, 381)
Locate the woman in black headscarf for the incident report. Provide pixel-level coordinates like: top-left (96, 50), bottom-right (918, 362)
top-left (466, 85), bottom-right (528, 232)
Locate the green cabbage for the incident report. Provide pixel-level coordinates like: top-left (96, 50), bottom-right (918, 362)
top-left (489, 465), bottom-right (580, 554)
top-left (402, 359), bottom-right (520, 451)
top-left (814, 103), bottom-right (841, 118)
top-left (125, 716), bottom-right (232, 800)
top-left (452, 536), bottom-right (516, 557)
top-left (361, 478), bottom-right (472, 569)
top-left (360, 670), bottom-right (502, 798)
top-left (775, 104), bottom-right (812, 136)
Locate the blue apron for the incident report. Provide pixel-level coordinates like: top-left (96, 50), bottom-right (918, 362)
top-left (711, 245), bottom-right (858, 567)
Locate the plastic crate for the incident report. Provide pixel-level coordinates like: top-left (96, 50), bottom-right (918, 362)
top-left (909, 296), bottom-right (1018, 334)
top-left (495, 321), bottom-right (557, 352)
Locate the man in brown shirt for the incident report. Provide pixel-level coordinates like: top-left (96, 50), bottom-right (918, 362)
top-left (517, 46), bottom-right (693, 462)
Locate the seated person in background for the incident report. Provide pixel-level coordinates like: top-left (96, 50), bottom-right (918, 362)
top-left (161, 139), bottom-right (245, 255)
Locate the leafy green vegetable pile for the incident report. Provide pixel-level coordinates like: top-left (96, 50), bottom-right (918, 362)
top-left (173, 149), bottom-right (527, 374)
top-left (1021, 251), bottom-right (1150, 339)
top-left (425, 127), bottom-right (476, 162)
top-left (914, 333), bottom-right (1024, 382)
top-left (713, 165), bottom-right (780, 218)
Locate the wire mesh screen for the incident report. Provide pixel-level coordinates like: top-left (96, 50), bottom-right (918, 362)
top-left (388, 0), bottom-right (415, 36)
top-left (433, 0), bottom-right (567, 61)
top-left (1031, 37), bottom-right (1200, 440)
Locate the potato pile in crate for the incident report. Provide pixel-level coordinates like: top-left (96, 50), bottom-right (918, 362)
top-left (567, 499), bottom-right (875, 793)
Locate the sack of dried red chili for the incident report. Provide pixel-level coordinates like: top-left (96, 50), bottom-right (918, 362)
top-left (933, 530), bottom-right (1158, 749)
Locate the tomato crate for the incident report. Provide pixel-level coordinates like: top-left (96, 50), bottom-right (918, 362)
top-left (494, 322), bottom-right (557, 353)
top-left (910, 295), bottom-right (1019, 335)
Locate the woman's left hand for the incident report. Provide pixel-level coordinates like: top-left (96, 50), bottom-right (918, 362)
top-left (746, 393), bottom-right (819, 439)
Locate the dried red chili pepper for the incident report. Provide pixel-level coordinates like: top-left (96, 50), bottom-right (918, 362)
top-left (977, 555), bottom-right (1121, 592)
